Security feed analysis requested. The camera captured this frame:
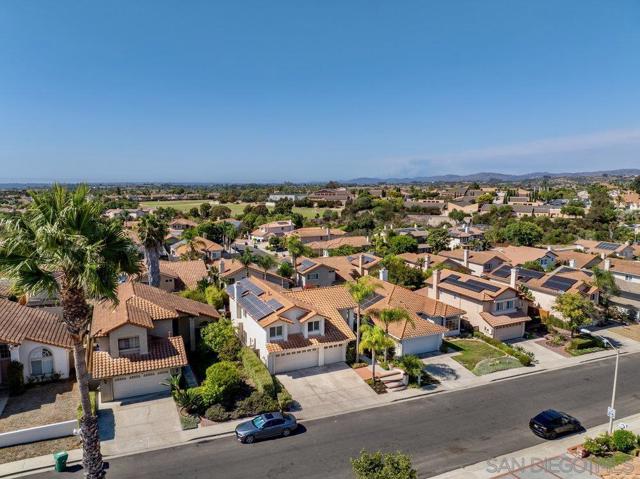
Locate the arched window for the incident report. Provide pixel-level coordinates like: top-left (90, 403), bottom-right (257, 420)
top-left (30, 348), bottom-right (54, 376)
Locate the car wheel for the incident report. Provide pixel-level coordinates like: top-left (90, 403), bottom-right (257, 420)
top-left (547, 431), bottom-right (557, 440)
top-left (282, 428), bottom-right (291, 437)
top-left (244, 435), bottom-right (255, 444)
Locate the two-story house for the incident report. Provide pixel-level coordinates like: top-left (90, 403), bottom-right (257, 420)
top-left (285, 227), bottom-right (346, 245)
top-left (295, 254), bottom-right (382, 287)
top-left (170, 236), bottom-right (223, 261)
top-left (227, 277), bottom-right (356, 374)
top-left (211, 258), bottom-right (294, 289)
top-left (306, 236), bottom-right (370, 256)
top-left (250, 220), bottom-right (295, 242)
top-left (574, 240), bottom-right (635, 260)
top-left (439, 249), bottom-right (506, 277)
top-left (362, 275), bottom-right (465, 355)
top-left (448, 224), bottom-right (486, 250)
top-left (139, 259), bottom-right (209, 292)
top-left (90, 282), bottom-right (219, 401)
top-left (419, 269), bottom-right (531, 340)
top-left (491, 246), bottom-right (558, 270)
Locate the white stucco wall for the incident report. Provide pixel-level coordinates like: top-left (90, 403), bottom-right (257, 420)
top-left (108, 324), bottom-right (149, 357)
top-left (16, 340), bottom-right (71, 380)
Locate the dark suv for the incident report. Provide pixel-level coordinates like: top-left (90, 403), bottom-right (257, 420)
top-left (529, 410), bottom-right (582, 439)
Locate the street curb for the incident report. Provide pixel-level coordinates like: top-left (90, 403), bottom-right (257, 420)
top-left (490, 368), bottom-right (547, 382)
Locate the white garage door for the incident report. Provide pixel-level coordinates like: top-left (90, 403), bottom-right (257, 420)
top-left (323, 344), bottom-right (345, 365)
top-left (274, 348), bottom-right (319, 374)
top-left (113, 369), bottom-right (171, 400)
top-left (400, 334), bottom-right (442, 356)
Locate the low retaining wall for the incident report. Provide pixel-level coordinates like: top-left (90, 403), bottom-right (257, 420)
top-left (0, 420), bottom-right (77, 447)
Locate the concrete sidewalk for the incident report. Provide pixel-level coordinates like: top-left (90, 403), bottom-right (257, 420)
top-left (432, 413), bottom-right (640, 479)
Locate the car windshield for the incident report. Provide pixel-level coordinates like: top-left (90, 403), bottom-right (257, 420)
top-left (252, 416), bottom-right (267, 428)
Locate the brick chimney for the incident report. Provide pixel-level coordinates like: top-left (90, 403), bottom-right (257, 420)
top-left (510, 267), bottom-right (518, 289)
top-left (431, 269), bottom-right (440, 300)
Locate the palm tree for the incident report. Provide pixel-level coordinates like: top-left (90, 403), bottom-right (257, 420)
top-left (239, 248), bottom-right (255, 277)
top-left (358, 324), bottom-right (393, 384)
top-left (256, 254), bottom-right (277, 280)
top-left (0, 185), bottom-right (139, 479)
top-left (137, 214), bottom-right (168, 287)
top-left (220, 222), bottom-right (237, 252)
top-left (182, 232), bottom-right (206, 260)
top-left (591, 266), bottom-right (619, 308)
top-left (346, 276), bottom-right (380, 363)
top-left (370, 307), bottom-right (414, 362)
top-left (286, 235), bottom-right (309, 281)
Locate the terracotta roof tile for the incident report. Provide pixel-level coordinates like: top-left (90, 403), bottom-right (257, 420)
top-left (479, 311), bottom-right (531, 327)
top-left (0, 298), bottom-right (73, 349)
top-left (91, 336), bottom-right (188, 379)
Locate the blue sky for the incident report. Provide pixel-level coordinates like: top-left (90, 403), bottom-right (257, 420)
top-left (1, 1), bottom-right (639, 183)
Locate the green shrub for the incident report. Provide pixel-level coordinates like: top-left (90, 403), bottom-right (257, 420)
top-left (7, 361), bottom-right (24, 396)
top-left (201, 319), bottom-right (241, 361)
top-left (240, 347), bottom-right (276, 398)
top-left (542, 315), bottom-right (569, 330)
top-left (205, 404), bottom-right (231, 422)
top-left (199, 361), bottom-right (242, 407)
top-left (568, 336), bottom-right (603, 351)
top-left (233, 391), bottom-right (278, 418)
top-left (351, 450), bottom-right (417, 479)
top-left (277, 390), bottom-right (293, 411)
top-left (180, 414), bottom-right (200, 430)
top-left (394, 355), bottom-right (424, 383)
top-left (612, 430), bottom-right (638, 453)
top-left (439, 342), bottom-right (449, 353)
top-left (346, 341), bottom-right (356, 365)
top-left (174, 388), bottom-right (203, 414)
top-left (583, 433), bottom-right (614, 456)
top-left (473, 332), bottom-right (535, 366)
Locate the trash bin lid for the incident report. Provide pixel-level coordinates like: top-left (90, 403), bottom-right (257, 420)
top-left (53, 451), bottom-right (69, 459)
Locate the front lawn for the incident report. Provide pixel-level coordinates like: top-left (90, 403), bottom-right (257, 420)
top-left (590, 451), bottom-right (633, 469)
top-left (446, 339), bottom-right (505, 372)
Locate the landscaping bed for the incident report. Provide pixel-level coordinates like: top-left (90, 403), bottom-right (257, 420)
top-left (577, 429), bottom-right (640, 470)
top-left (444, 336), bottom-right (530, 376)
top-left (0, 436), bottom-right (81, 464)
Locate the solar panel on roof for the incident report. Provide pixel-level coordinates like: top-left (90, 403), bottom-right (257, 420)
top-left (266, 298), bottom-right (284, 311)
top-left (235, 278), bottom-right (264, 296)
top-left (542, 276), bottom-right (577, 292)
top-left (467, 279), bottom-right (500, 292)
top-left (239, 294), bottom-right (274, 320)
top-left (442, 277), bottom-right (484, 293)
top-left (491, 265), bottom-right (511, 278)
top-left (518, 268), bottom-right (545, 281)
top-left (596, 242), bottom-right (619, 250)
top-left (361, 293), bottom-right (384, 309)
top-left (298, 259), bottom-right (317, 273)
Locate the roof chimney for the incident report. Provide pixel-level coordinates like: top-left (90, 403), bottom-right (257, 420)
top-left (378, 267), bottom-right (388, 282)
top-left (604, 258), bottom-right (611, 271)
top-left (464, 223), bottom-right (469, 234)
top-left (432, 269), bottom-right (440, 300)
top-left (358, 254), bottom-right (364, 276)
top-left (232, 281), bottom-right (238, 300)
top-left (325, 227), bottom-right (331, 239)
top-left (423, 254), bottom-right (431, 272)
top-left (219, 259), bottom-right (225, 274)
top-left (510, 267), bottom-right (518, 289)
top-left (568, 259), bottom-right (576, 269)
top-left (323, 249), bottom-right (329, 257)
top-left (463, 248), bottom-right (470, 268)
top-left (547, 245), bottom-right (552, 252)
top-left (600, 252), bottom-right (606, 260)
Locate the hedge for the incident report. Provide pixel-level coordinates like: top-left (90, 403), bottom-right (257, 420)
top-left (473, 332), bottom-right (535, 367)
top-left (240, 347), bottom-right (276, 398)
top-left (7, 361), bottom-right (24, 396)
top-left (568, 336), bottom-right (603, 351)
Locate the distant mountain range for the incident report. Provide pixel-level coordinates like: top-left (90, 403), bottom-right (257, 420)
top-left (346, 169), bottom-right (640, 185)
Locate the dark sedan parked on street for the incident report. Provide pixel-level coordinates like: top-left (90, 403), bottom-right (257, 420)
top-left (529, 409), bottom-right (582, 439)
top-left (235, 412), bottom-right (298, 444)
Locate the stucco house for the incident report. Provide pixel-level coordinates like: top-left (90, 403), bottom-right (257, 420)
top-left (90, 281), bottom-right (219, 401)
top-left (491, 246), bottom-right (558, 270)
top-left (295, 253), bottom-right (382, 287)
top-left (250, 220), bottom-right (295, 242)
top-left (604, 258), bottom-right (640, 284)
top-left (574, 240), bottom-right (635, 260)
top-left (306, 235), bottom-right (370, 256)
top-left (227, 277), bottom-right (356, 374)
top-left (439, 249), bottom-right (506, 277)
top-left (211, 258), bottom-right (294, 288)
top-left (170, 236), bottom-right (223, 261)
top-left (0, 298), bottom-right (73, 384)
top-left (285, 227), bottom-right (346, 245)
top-left (362, 276), bottom-right (465, 355)
top-left (420, 269), bottom-right (531, 340)
top-left (448, 224), bottom-right (486, 250)
top-left (139, 259), bottom-right (209, 292)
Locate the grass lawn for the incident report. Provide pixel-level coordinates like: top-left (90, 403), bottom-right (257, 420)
top-left (610, 323), bottom-right (640, 342)
top-left (590, 451), bottom-right (633, 469)
top-left (0, 436), bottom-right (80, 464)
top-left (446, 339), bottom-right (505, 373)
top-left (566, 346), bottom-right (606, 356)
top-left (474, 356), bottom-right (522, 375)
top-left (140, 200), bottom-right (342, 219)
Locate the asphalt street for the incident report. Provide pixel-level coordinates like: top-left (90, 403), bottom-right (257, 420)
top-left (34, 353), bottom-right (640, 479)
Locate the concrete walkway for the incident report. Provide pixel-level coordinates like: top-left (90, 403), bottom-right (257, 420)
top-left (432, 412), bottom-right (640, 479)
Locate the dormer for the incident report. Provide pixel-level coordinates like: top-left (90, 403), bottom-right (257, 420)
top-left (107, 324), bottom-right (149, 358)
top-left (301, 314), bottom-right (325, 339)
top-left (267, 320), bottom-right (288, 341)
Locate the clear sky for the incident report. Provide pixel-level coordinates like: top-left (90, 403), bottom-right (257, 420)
top-left (1, 1), bottom-right (639, 183)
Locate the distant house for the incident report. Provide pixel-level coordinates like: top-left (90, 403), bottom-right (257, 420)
top-left (446, 197), bottom-right (479, 215)
top-left (227, 277), bottom-right (356, 373)
top-left (609, 280), bottom-right (640, 322)
top-left (104, 208), bottom-right (148, 220)
top-left (362, 276), bottom-right (465, 354)
top-left (574, 240), bottom-right (635, 260)
top-left (306, 235), bottom-right (370, 255)
top-left (267, 193), bottom-right (307, 202)
top-left (491, 246), bottom-right (558, 269)
top-left (0, 299), bottom-right (73, 384)
top-left (286, 227), bottom-right (346, 245)
top-left (396, 252), bottom-right (471, 274)
top-left (139, 259), bottom-right (209, 292)
top-left (307, 188), bottom-right (353, 205)
top-left (439, 249), bottom-right (506, 277)
top-left (211, 258), bottom-right (294, 288)
top-left (295, 254), bottom-right (382, 287)
top-left (169, 218), bottom-right (198, 232)
top-left (604, 258), bottom-right (640, 284)
top-left (420, 269), bottom-right (531, 341)
top-left (554, 250), bottom-right (602, 270)
top-left (170, 236), bottom-right (223, 261)
top-left (448, 224), bottom-right (485, 249)
top-left (91, 281), bottom-right (219, 401)
top-left (250, 220), bottom-right (295, 242)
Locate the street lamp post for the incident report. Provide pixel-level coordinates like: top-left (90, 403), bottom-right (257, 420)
top-left (580, 329), bottom-right (620, 434)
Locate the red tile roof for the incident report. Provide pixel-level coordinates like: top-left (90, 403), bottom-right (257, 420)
top-left (91, 336), bottom-right (188, 379)
top-left (0, 298), bottom-right (73, 349)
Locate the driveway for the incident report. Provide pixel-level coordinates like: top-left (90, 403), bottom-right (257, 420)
top-left (99, 393), bottom-right (182, 456)
top-left (276, 362), bottom-right (381, 419)
top-left (421, 353), bottom-right (478, 389)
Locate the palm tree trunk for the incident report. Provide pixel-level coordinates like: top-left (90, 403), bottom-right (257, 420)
top-left (384, 325), bottom-right (389, 363)
top-left (73, 342), bottom-right (105, 479)
top-left (145, 245), bottom-right (161, 288)
top-left (355, 306), bottom-right (361, 363)
top-left (371, 350), bottom-right (376, 385)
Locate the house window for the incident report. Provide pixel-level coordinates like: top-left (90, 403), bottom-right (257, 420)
top-left (269, 326), bottom-right (283, 339)
top-left (308, 321), bottom-right (321, 334)
top-left (625, 275), bottom-right (633, 281)
top-left (118, 337), bottom-right (140, 354)
top-left (0, 344), bottom-right (10, 359)
top-left (30, 348), bottom-right (54, 376)
top-left (445, 317), bottom-right (459, 331)
top-left (307, 273), bottom-right (320, 280)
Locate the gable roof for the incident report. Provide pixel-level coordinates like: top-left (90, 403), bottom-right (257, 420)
top-left (606, 258), bottom-right (640, 277)
top-left (172, 237), bottom-right (223, 257)
top-left (296, 254), bottom-right (382, 282)
top-left (554, 250), bottom-right (602, 269)
top-left (0, 299), bottom-right (73, 349)
top-left (91, 281), bottom-right (219, 337)
top-left (286, 227), bottom-right (347, 239)
top-left (362, 280), bottom-right (463, 340)
top-left (306, 236), bottom-right (370, 251)
top-left (158, 260), bottom-right (209, 289)
top-left (421, 269), bottom-right (514, 302)
top-left (439, 249), bottom-right (505, 266)
top-left (491, 246), bottom-right (557, 265)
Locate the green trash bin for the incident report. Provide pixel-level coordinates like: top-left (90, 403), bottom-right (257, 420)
top-left (53, 451), bottom-right (68, 472)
